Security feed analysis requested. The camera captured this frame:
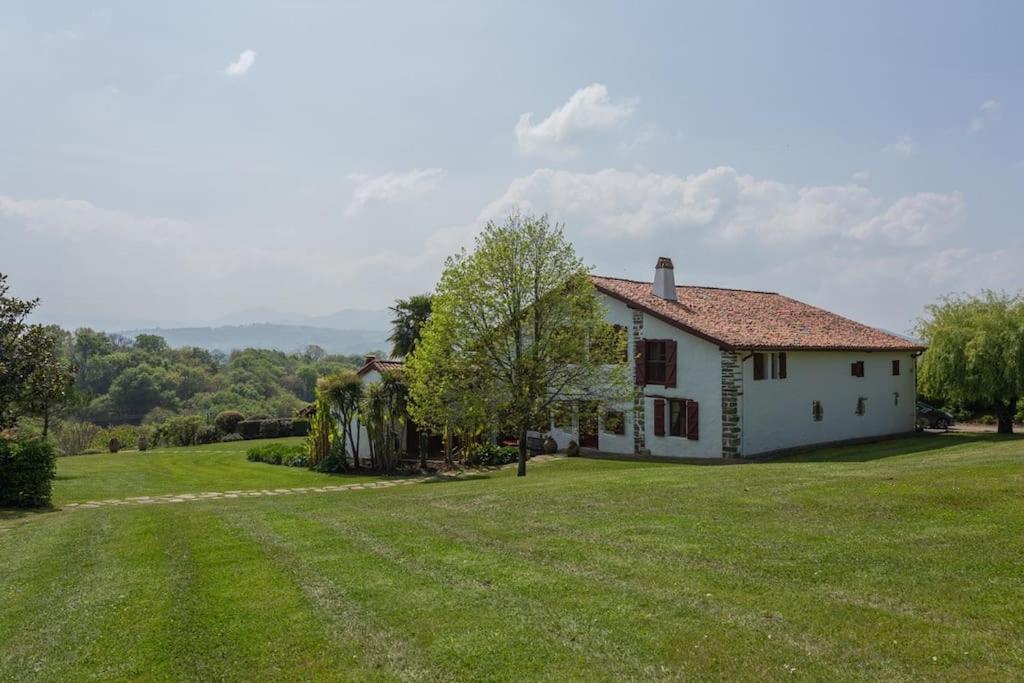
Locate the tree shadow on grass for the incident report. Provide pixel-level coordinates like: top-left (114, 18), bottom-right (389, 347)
top-left (0, 507), bottom-right (57, 524)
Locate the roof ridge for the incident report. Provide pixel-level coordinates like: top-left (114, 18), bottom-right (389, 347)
top-left (591, 274), bottom-right (778, 296)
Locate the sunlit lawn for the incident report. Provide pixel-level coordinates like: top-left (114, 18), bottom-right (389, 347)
top-left (2, 433), bottom-right (1023, 680)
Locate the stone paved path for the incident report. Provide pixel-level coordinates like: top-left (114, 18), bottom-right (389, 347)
top-left (15, 454), bottom-right (565, 518)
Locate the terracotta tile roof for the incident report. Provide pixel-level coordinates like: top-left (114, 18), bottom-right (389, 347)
top-left (591, 275), bottom-right (926, 352)
top-left (356, 357), bottom-right (405, 377)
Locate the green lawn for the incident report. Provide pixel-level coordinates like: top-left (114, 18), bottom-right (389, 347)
top-left (49, 437), bottom-right (381, 505)
top-left (2, 433), bottom-right (1023, 680)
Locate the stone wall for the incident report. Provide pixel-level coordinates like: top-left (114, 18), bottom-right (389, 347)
top-left (721, 351), bottom-right (743, 457)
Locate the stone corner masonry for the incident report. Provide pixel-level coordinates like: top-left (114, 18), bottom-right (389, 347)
top-left (720, 350), bottom-right (743, 457)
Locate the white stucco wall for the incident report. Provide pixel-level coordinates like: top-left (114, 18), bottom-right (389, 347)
top-left (740, 351), bottom-right (917, 455)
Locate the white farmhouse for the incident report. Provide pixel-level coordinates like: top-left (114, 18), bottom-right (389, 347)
top-left (547, 257), bottom-right (925, 458)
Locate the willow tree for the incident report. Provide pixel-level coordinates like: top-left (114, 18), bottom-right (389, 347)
top-left (411, 212), bottom-right (629, 477)
top-left (918, 291), bottom-right (1024, 434)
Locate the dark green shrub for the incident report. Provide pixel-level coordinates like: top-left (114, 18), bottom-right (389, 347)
top-left (246, 442), bottom-right (308, 467)
top-left (195, 425), bottom-right (220, 445)
top-left (258, 420), bottom-right (281, 439)
top-left (220, 433), bottom-right (244, 442)
top-left (312, 439), bottom-right (345, 472)
top-left (566, 440), bottom-right (580, 457)
top-left (465, 444), bottom-right (522, 467)
top-left (214, 410), bottom-right (244, 434)
top-left (137, 433), bottom-right (149, 451)
top-left (237, 420), bottom-right (261, 439)
top-left (291, 418), bottom-right (310, 437)
top-left (52, 421), bottom-right (100, 456)
top-left (543, 436), bottom-right (558, 454)
top-left (154, 415), bottom-right (204, 447)
top-left (979, 415), bottom-right (996, 425)
top-left (276, 418), bottom-right (293, 435)
top-left (92, 425), bottom-right (140, 452)
top-left (0, 438), bottom-right (57, 507)
top-left (108, 437), bottom-right (121, 453)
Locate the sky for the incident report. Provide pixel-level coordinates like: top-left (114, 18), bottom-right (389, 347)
top-left (1, 0), bottom-right (1022, 334)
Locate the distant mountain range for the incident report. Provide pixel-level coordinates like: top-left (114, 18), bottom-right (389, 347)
top-left (123, 323), bottom-right (391, 355)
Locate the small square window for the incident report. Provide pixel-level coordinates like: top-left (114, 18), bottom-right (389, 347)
top-left (892, 359), bottom-right (901, 376)
top-left (855, 397), bottom-right (867, 416)
top-left (812, 401), bottom-right (824, 422)
top-left (851, 361), bottom-right (865, 378)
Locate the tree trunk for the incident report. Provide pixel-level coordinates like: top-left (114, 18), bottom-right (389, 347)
top-left (42, 410), bottom-right (50, 438)
top-left (996, 399), bottom-right (1017, 434)
top-left (419, 432), bottom-right (428, 471)
top-left (517, 424), bottom-right (528, 477)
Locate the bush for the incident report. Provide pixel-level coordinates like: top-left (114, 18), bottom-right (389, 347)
top-left (566, 440), bottom-right (580, 457)
top-left (220, 433), bottom-right (244, 442)
top-left (142, 407), bottom-right (177, 425)
top-left (246, 442), bottom-right (309, 467)
top-left (259, 420), bottom-right (281, 439)
top-left (237, 420), bottom-right (262, 440)
top-left (194, 425), bottom-right (220, 445)
top-left (214, 410), bottom-right (245, 434)
top-left (91, 425), bottom-right (141, 452)
top-left (979, 415), bottom-right (996, 425)
top-left (543, 436), bottom-right (558, 454)
top-left (465, 444), bottom-right (521, 467)
top-left (108, 437), bottom-right (121, 453)
top-left (154, 415), bottom-right (204, 447)
top-left (0, 437), bottom-right (57, 507)
top-left (1016, 405), bottom-right (1024, 424)
top-left (137, 433), bottom-right (150, 451)
top-left (291, 418), bottom-right (310, 437)
top-left (52, 421), bottom-right (100, 456)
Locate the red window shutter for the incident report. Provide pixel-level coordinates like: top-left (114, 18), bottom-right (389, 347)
top-left (665, 340), bottom-right (678, 388)
top-left (653, 398), bottom-right (665, 436)
top-left (635, 339), bottom-right (646, 386)
top-left (686, 400), bottom-right (699, 440)
top-left (778, 352), bottom-right (787, 379)
top-left (753, 353), bottom-right (765, 380)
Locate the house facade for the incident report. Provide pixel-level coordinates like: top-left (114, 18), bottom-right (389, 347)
top-left (548, 257), bottom-right (924, 458)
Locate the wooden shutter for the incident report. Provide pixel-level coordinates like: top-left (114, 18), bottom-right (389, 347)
top-left (892, 359), bottom-right (900, 376)
top-left (653, 398), bottom-right (665, 436)
top-left (665, 340), bottom-right (678, 388)
top-left (685, 400), bottom-right (699, 440)
top-left (634, 339), bottom-right (646, 386)
top-left (778, 352), bottom-right (787, 379)
top-left (851, 361), bottom-right (864, 377)
top-left (753, 353), bottom-right (765, 380)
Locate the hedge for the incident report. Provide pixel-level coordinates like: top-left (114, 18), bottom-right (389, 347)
top-left (0, 438), bottom-right (57, 508)
top-left (238, 418), bottom-right (304, 440)
top-left (246, 442), bottom-right (309, 467)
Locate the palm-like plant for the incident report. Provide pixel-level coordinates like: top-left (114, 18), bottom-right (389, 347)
top-left (361, 368), bottom-right (408, 472)
top-left (388, 294), bottom-right (432, 358)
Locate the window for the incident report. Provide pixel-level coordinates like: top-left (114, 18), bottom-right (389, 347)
top-left (892, 359), bottom-right (901, 376)
top-left (855, 397), bottom-right (867, 416)
top-left (894, 392), bottom-right (899, 407)
top-left (653, 398), bottom-right (666, 436)
top-left (754, 352), bottom-right (787, 380)
top-left (812, 400), bottom-right (824, 422)
top-left (851, 360), bottom-right (865, 378)
top-left (603, 410), bottom-right (625, 435)
top-left (665, 398), bottom-right (699, 439)
top-left (638, 339), bottom-right (677, 387)
top-left (753, 353), bottom-right (766, 380)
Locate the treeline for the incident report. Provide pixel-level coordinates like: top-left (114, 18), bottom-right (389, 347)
top-left (50, 328), bottom-right (376, 425)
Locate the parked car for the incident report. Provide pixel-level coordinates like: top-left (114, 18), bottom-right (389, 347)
top-left (916, 402), bottom-right (954, 430)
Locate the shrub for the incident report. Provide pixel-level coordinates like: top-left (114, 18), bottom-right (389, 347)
top-left (0, 437), bottom-right (57, 507)
top-left (979, 415), bottom-right (996, 425)
top-left (258, 420), bottom-right (281, 439)
top-left (142, 407), bottom-right (177, 425)
top-left (543, 436), bottom-right (558, 454)
top-left (291, 418), bottom-right (310, 437)
top-left (52, 420), bottom-right (100, 456)
top-left (465, 444), bottom-right (521, 467)
top-left (194, 425), bottom-right (220, 445)
top-left (237, 420), bottom-right (262, 440)
top-left (155, 415), bottom-right (204, 447)
top-left (246, 442), bottom-right (308, 467)
top-left (1016, 404), bottom-right (1024, 424)
top-left (91, 425), bottom-right (140, 452)
top-left (137, 433), bottom-right (150, 451)
top-left (566, 440), bottom-right (580, 457)
top-left (220, 433), bottom-right (244, 442)
top-left (214, 410), bottom-right (245, 434)
top-left (108, 437), bottom-right (121, 453)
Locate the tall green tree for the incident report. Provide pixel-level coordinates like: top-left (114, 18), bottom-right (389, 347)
top-left (388, 294), bottom-right (433, 358)
top-left (918, 291), bottom-right (1024, 434)
top-left (410, 213), bottom-right (629, 476)
top-left (17, 328), bottom-right (76, 436)
top-left (318, 370), bottom-right (364, 468)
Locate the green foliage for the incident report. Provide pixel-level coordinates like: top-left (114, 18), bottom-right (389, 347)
top-left (51, 420), bottom-right (100, 456)
top-left (408, 212), bottom-right (630, 476)
top-left (214, 410), bottom-right (245, 434)
top-left (566, 440), bottom-right (580, 457)
top-left (108, 437), bottom-right (121, 453)
top-left (463, 444), bottom-right (521, 467)
top-left (237, 420), bottom-right (262, 439)
top-left (153, 415), bottom-right (205, 447)
top-left (245, 442), bottom-right (309, 467)
top-left (979, 414), bottom-right (996, 425)
top-left (220, 433), bottom-right (244, 442)
top-left (306, 391), bottom-right (338, 469)
top-left (291, 418), bottom-right (310, 437)
top-left (0, 436), bottom-right (57, 507)
top-left (388, 293), bottom-right (433, 358)
top-left (918, 291), bottom-right (1024, 433)
top-left (195, 425), bottom-right (220, 445)
top-left (317, 370), bottom-right (363, 466)
top-left (107, 364), bottom-right (179, 422)
top-left (142, 407), bottom-right (177, 425)
top-left (91, 425), bottom-right (144, 452)
top-left (137, 433), bottom-right (149, 451)
top-left (362, 368), bottom-right (408, 472)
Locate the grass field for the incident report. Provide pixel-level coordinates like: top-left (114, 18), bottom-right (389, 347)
top-left (2, 433), bottom-right (1023, 680)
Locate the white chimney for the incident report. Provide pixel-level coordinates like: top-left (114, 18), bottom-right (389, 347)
top-left (651, 257), bottom-right (677, 301)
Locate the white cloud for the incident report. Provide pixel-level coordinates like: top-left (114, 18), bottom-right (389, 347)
top-left (224, 49), bottom-right (257, 77)
top-left (346, 168), bottom-right (445, 215)
top-left (851, 171), bottom-right (870, 184)
top-left (882, 136), bottom-right (916, 159)
top-left (969, 99), bottom-right (1002, 133)
top-left (479, 166), bottom-right (959, 247)
top-left (0, 196), bottom-right (195, 244)
top-left (515, 84), bottom-right (637, 158)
